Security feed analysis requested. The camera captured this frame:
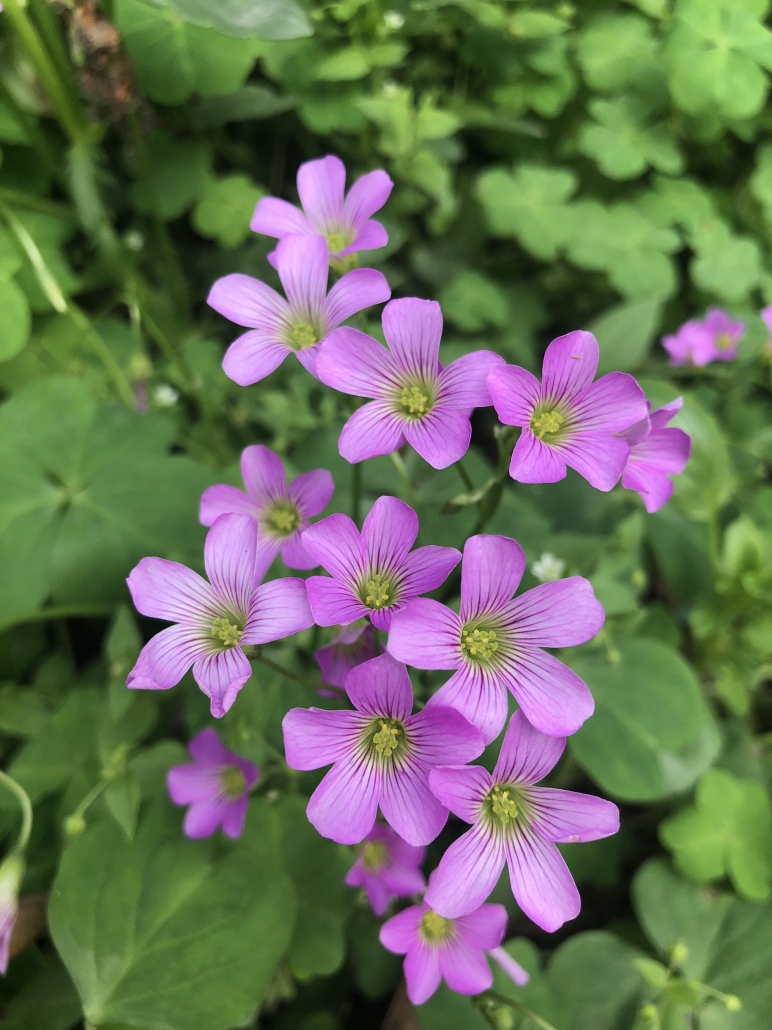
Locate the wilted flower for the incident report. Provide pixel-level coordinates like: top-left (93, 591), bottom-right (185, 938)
top-left (127, 513), bottom-right (314, 717)
top-left (282, 653), bottom-right (484, 846)
top-left (167, 728), bottom-right (258, 839)
top-left (620, 398), bottom-right (691, 513)
top-left (208, 234), bottom-right (390, 386)
top-left (316, 298), bottom-right (505, 468)
top-left (0, 853), bottom-right (23, 974)
top-left (661, 308), bottom-right (744, 367)
top-left (487, 330), bottom-right (647, 491)
top-left (315, 620), bottom-right (376, 689)
top-left (345, 823), bottom-right (426, 915)
top-left (200, 444), bottom-right (334, 583)
top-left (425, 711), bottom-right (619, 931)
top-left (388, 534), bottom-right (603, 743)
top-left (251, 154), bottom-right (393, 266)
top-left (302, 495), bottom-right (460, 631)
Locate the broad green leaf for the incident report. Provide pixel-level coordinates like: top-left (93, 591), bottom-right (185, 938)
top-left (750, 144), bottom-right (772, 222)
top-left (589, 298), bottom-right (662, 374)
top-left (578, 97), bottom-right (683, 180)
top-left (104, 769), bottom-right (141, 840)
top-left (162, 0), bottom-right (311, 39)
top-left (0, 956), bottom-right (81, 1030)
top-left (689, 220), bottom-right (761, 301)
top-left (546, 931), bottom-right (646, 1027)
top-left (189, 85), bottom-right (296, 129)
top-left (670, 393), bottom-right (735, 520)
top-left (131, 131), bottom-right (210, 220)
top-left (702, 898), bottom-right (772, 1028)
top-left (192, 174), bottom-right (265, 248)
top-left (417, 983), bottom-right (490, 1030)
top-left (0, 226), bottom-right (23, 278)
top-left (569, 638), bottom-right (715, 801)
top-left (438, 270), bottom-right (509, 333)
top-left (0, 684), bottom-right (49, 737)
top-left (316, 46), bottom-right (371, 81)
top-left (49, 802), bottom-right (296, 1030)
top-left (0, 279), bottom-right (31, 363)
top-left (0, 101), bottom-right (30, 145)
top-left (576, 14), bottom-right (662, 92)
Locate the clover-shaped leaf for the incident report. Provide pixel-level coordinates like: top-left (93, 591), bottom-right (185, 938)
top-left (192, 174), bottom-right (265, 248)
top-left (577, 13), bottom-right (663, 93)
top-left (578, 97), bottom-right (683, 180)
top-left (689, 219), bottom-right (761, 301)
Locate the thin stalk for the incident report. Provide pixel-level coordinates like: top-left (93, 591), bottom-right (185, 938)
top-left (68, 779), bottom-right (108, 824)
top-left (128, 278), bottom-right (194, 387)
top-left (472, 998), bottom-right (499, 1030)
top-left (0, 604), bottom-right (115, 634)
top-left (0, 74), bottom-right (59, 176)
top-left (483, 990), bottom-right (559, 1030)
top-left (0, 186), bottom-right (70, 218)
top-left (255, 653), bottom-right (337, 693)
top-left (389, 450), bottom-right (414, 505)
top-left (0, 770), bottom-right (33, 853)
top-left (351, 461), bottom-right (362, 526)
top-left (27, 0), bottom-right (83, 117)
top-left (456, 459), bottom-right (474, 491)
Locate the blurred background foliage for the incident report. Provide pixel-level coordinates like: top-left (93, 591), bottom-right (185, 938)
top-left (0, 0), bottom-right (772, 1028)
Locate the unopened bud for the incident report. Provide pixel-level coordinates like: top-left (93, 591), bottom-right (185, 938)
top-left (670, 941), bottom-right (689, 967)
top-left (64, 814), bottom-right (86, 839)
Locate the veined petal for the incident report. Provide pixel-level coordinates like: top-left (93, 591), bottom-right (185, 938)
top-left (345, 652), bottom-right (413, 721)
top-left (428, 664), bottom-right (509, 746)
top-left (505, 830), bottom-right (580, 933)
top-left (379, 759), bottom-right (448, 845)
top-left (379, 904), bottom-right (422, 954)
top-left (400, 544), bottom-right (462, 597)
top-left (457, 904), bottom-right (508, 950)
top-left (382, 298), bottom-right (443, 379)
top-left (307, 752), bottom-right (381, 844)
top-left (622, 462), bottom-right (674, 514)
top-left (193, 647), bottom-right (252, 718)
top-left (558, 433), bottom-right (630, 491)
top-left (440, 938), bottom-right (494, 997)
top-left (251, 196), bottom-right (311, 238)
top-left (500, 648), bottom-right (595, 738)
top-left (184, 798), bottom-right (228, 838)
top-left (362, 495), bottom-right (419, 566)
top-left (275, 235), bottom-right (329, 321)
top-left (407, 705), bottom-right (485, 766)
top-left (343, 169), bottom-right (393, 228)
top-left (167, 764), bottom-right (220, 805)
top-left (425, 822), bottom-right (506, 918)
top-left (387, 599), bottom-right (461, 669)
top-left (315, 327), bottom-right (397, 397)
top-left (279, 531), bottom-right (318, 571)
top-left (240, 445), bottom-right (286, 502)
top-left (541, 331), bottom-right (598, 401)
top-left (188, 726), bottom-right (235, 765)
top-left (127, 557), bottom-right (219, 623)
top-left (631, 426), bottom-right (691, 473)
top-left (403, 406), bottom-right (471, 469)
top-left (252, 536), bottom-right (282, 586)
top-left (325, 268), bottom-right (391, 328)
top-left (338, 402), bottom-right (406, 463)
top-left (241, 577), bottom-right (313, 644)
top-left (282, 707), bottom-right (365, 770)
top-left (440, 350), bottom-right (506, 409)
top-left (528, 787), bottom-right (619, 843)
top-left (503, 576), bottom-right (605, 647)
top-left (428, 764), bottom-right (491, 823)
top-left (207, 274), bottom-right (289, 330)
top-left (222, 331), bottom-right (291, 387)
top-left (572, 372), bottom-right (647, 433)
top-left (301, 513), bottom-right (364, 582)
top-left (488, 947), bottom-right (530, 987)
top-left (221, 796), bottom-right (249, 838)
top-left (204, 514), bottom-right (256, 616)
top-left (649, 397), bottom-right (683, 431)
top-left (487, 364), bottom-right (542, 427)
top-left (306, 576), bottom-right (369, 627)
top-left (127, 625), bottom-right (209, 691)
top-left (404, 942), bottom-right (442, 1006)
top-left (460, 534), bottom-right (525, 618)
top-left (288, 468), bottom-right (335, 519)
top-left (494, 710), bottom-right (565, 785)
top-left (510, 430), bottom-right (567, 483)
top-left (294, 344), bottom-right (322, 379)
top-left (199, 485), bottom-right (259, 527)
top-left (297, 155), bottom-right (346, 232)
top-left (347, 218), bottom-right (389, 253)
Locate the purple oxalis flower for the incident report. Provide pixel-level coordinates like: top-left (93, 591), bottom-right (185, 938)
top-left (167, 727), bottom-right (258, 839)
top-left (282, 653), bottom-right (484, 846)
top-left (316, 620), bottom-right (376, 689)
top-left (345, 823), bottom-right (426, 915)
top-left (487, 330), bottom-right (647, 491)
top-left (126, 513), bottom-right (314, 718)
top-left (661, 308), bottom-right (744, 367)
top-left (0, 853), bottom-right (23, 974)
top-left (315, 298), bottom-right (505, 468)
top-left (207, 234), bottom-right (390, 386)
top-left (620, 398), bottom-right (691, 513)
top-left (302, 495), bottom-right (460, 632)
top-left (251, 154), bottom-right (393, 267)
top-left (762, 306), bottom-right (772, 352)
top-left (200, 444), bottom-right (334, 584)
top-left (379, 901), bottom-right (522, 1005)
top-left (388, 534), bottom-right (604, 744)
top-left (425, 711), bottom-right (619, 931)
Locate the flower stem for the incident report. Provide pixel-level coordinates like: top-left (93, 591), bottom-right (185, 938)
top-left (254, 653), bottom-right (340, 694)
top-left (389, 450), bottom-right (414, 505)
top-left (481, 990), bottom-right (559, 1030)
top-left (0, 770), bottom-right (33, 853)
top-left (456, 459), bottom-right (474, 491)
top-left (351, 460), bottom-right (362, 526)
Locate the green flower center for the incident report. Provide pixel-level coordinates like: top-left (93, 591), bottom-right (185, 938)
top-left (367, 717), bottom-right (404, 760)
top-left (399, 383), bottom-right (432, 419)
top-left (362, 839), bottom-right (388, 871)
top-left (265, 501), bottom-right (300, 537)
top-left (419, 910), bottom-right (455, 944)
top-left (289, 321), bottom-right (318, 350)
top-left (326, 230), bottom-right (350, 253)
top-left (531, 407), bottom-right (564, 440)
top-left (212, 616), bottom-right (243, 648)
top-left (716, 331), bottom-right (733, 350)
top-left (486, 785), bottom-right (518, 826)
top-left (221, 765), bottom-right (246, 799)
top-left (362, 572), bottom-right (393, 609)
top-left (461, 625), bottom-right (500, 663)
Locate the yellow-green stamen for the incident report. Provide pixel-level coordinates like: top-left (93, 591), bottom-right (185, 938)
top-left (419, 910), bottom-right (455, 944)
top-left (266, 501), bottom-right (300, 537)
top-left (212, 616), bottom-right (243, 648)
top-left (461, 626), bottom-right (499, 662)
top-left (399, 384), bottom-right (431, 418)
top-left (362, 839), bottom-right (388, 871)
top-left (716, 332), bottom-right (733, 351)
top-left (364, 573), bottom-right (392, 609)
top-left (531, 408), bottom-right (564, 439)
top-left (372, 719), bottom-right (401, 758)
top-left (221, 765), bottom-right (247, 798)
top-left (487, 785), bottom-right (518, 825)
top-left (326, 230), bottom-right (350, 253)
top-left (289, 322), bottom-right (318, 350)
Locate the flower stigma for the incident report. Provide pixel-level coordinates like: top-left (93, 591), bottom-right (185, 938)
top-left (399, 383), bottom-right (432, 418)
top-left (486, 785), bottom-right (518, 826)
top-left (373, 719), bottom-right (401, 758)
top-left (266, 501), bottom-right (300, 537)
top-left (212, 616), bottom-right (243, 648)
top-left (419, 909), bottom-right (455, 944)
top-left (361, 839), bottom-right (388, 871)
top-left (221, 765), bottom-right (247, 798)
top-left (531, 408), bottom-right (564, 439)
top-left (289, 322), bottom-right (318, 350)
top-left (461, 626), bottom-right (499, 662)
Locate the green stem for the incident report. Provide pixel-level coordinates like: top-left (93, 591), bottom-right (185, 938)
top-left (0, 186), bottom-right (70, 218)
top-left (389, 450), bottom-right (414, 505)
top-left (69, 779), bottom-right (108, 824)
top-left (0, 771), bottom-right (33, 853)
top-left (27, 0), bottom-right (83, 117)
top-left (707, 507), bottom-right (721, 573)
top-left (255, 653), bottom-right (339, 693)
top-left (0, 75), bottom-right (59, 176)
top-left (351, 461), bottom-right (362, 526)
top-left (456, 459), bottom-right (474, 491)
top-left (472, 998), bottom-right (499, 1030)
top-left (0, 604), bottom-right (115, 635)
top-left (483, 991), bottom-right (559, 1030)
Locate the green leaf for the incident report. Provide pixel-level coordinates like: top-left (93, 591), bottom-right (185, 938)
top-left (0, 279), bottom-right (31, 363)
top-left (132, 131), bottom-right (210, 220)
top-left (702, 898), bottom-right (772, 1027)
top-left (670, 393), bottom-right (735, 520)
top-left (192, 174), bottom-right (265, 248)
top-left (189, 84), bottom-right (297, 129)
top-left (162, 0), bottom-right (310, 39)
top-left (476, 164), bottom-right (577, 261)
top-left (589, 298), bottom-right (662, 374)
top-left (105, 607), bottom-right (142, 720)
top-left (577, 14), bottom-right (662, 92)
top-left (750, 143), bottom-right (772, 222)
top-left (689, 220), bottom-right (761, 301)
top-left (546, 930), bottom-right (646, 1026)
top-left (660, 768), bottom-right (772, 901)
top-left (0, 956), bottom-right (81, 1030)
top-left (104, 769), bottom-right (141, 840)
top-left (438, 270), bottom-right (509, 333)
top-left (316, 46), bottom-right (371, 81)
top-left (0, 683), bottom-right (49, 737)
top-left (569, 638), bottom-right (717, 802)
top-left (416, 983), bottom-right (490, 1030)
top-left (578, 97), bottom-right (683, 180)
top-left (49, 802), bottom-right (296, 1030)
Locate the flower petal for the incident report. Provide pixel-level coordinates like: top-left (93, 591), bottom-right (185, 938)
top-left (193, 647), bottom-right (252, 718)
top-left (183, 798), bottom-right (227, 838)
top-left (500, 648), bottom-right (595, 738)
top-left (127, 557), bottom-right (219, 623)
top-left (338, 402), bottom-right (406, 463)
top-left (382, 297), bottom-right (443, 378)
top-left (222, 331), bottom-right (290, 386)
top-left (439, 938), bottom-right (494, 996)
top-left (297, 155), bottom-right (346, 232)
top-left (287, 468), bottom-right (335, 519)
top-left (404, 942), bottom-right (442, 1005)
top-left (199, 485), bottom-right (258, 527)
top-left (541, 330), bottom-right (598, 401)
top-left (345, 652), bottom-right (413, 721)
top-left (649, 397), bottom-right (683, 431)
top-left (460, 534), bottom-right (526, 618)
top-left (379, 904), bottom-right (423, 954)
top-left (325, 268), bottom-right (391, 328)
top-left (306, 576), bottom-right (369, 627)
top-left (503, 577), bottom-right (605, 647)
top-left (494, 710), bottom-right (565, 785)
top-left (282, 707), bottom-right (365, 770)
top-left (279, 530), bottom-right (319, 570)
top-left (407, 705), bottom-right (485, 767)
top-left (572, 371), bottom-right (647, 434)
top-left (488, 947), bottom-right (530, 987)
top-left (505, 830), bottom-right (580, 933)
top-left (252, 536), bottom-right (282, 586)
top-left (275, 235), bottom-right (329, 321)
top-left (425, 823), bottom-right (506, 918)
top-left (207, 274), bottom-right (289, 330)
top-left (220, 796), bottom-right (249, 838)
top-left (509, 430), bottom-right (567, 483)
top-left (528, 787), bottom-right (620, 843)
top-left (301, 512), bottom-right (364, 582)
top-left (343, 169), bottom-right (393, 228)
top-left (251, 196), bottom-right (311, 237)
top-left (187, 726), bottom-right (233, 764)
top-left (315, 327), bottom-right (397, 396)
top-left (457, 904), bottom-right (508, 950)
top-left (402, 407), bottom-right (471, 469)
top-left (380, 760), bottom-right (448, 845)
top-left (204, 514), bottom-right (257, 615)
top-left (241, 577), bottom-right (313, 644)
top-left (240, 445), bottom-right (286, 501)
top-left (347, 218), bottom-right (388, 253)
top-left (400, 545), bottom-right (462, 597)
top-left (440, 350), bottom-right (506, 409)
top-left (557, 433), bottom-right (630, 491)
top-left (428, 664), bottom-right (508, 746)
top-left (428, 764), bottom-right (491, 823)
top-left (487, 364), bottom-right (542, 427)
top-left (127, 625), bottom-right (210, 691)
top-left (307, 753), bottom-right (381, 844)
top-left (167, 764), bottom-right (220, 805)
top-left (387, 599), bottom-right (461, 669)
top-left (362, 495), bottom-right (419, 567)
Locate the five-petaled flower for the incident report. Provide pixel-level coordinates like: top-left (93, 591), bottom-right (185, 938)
top-left (200, 444), bottom-right (334, 584)
top-left (487, 330), bottom-right (647, 491)
top-left (316, 620), bottom-right (376, 690)
top-left (251, 154), bottom-right (393, 269)
top-left (619, 398), bottom-right (691, 513)
top-left (662, 308), bottom-right (744, 367)
top-left (282, 653), bottom-right (484, 845)
top-left (126, 513), bottom-right (315, 717)
top-left (424, 711), bottom-right (619, 931)
top-left (302, 495), bottom-right (460, 631)
top-left (345, 823), bottom-right (426, 915)
top-left (379, 901), bottom-right (520, 1005)
top-left (167, 728), bottom-right (259, 839)
top-left (315, 298), bottom-right (505, 469)
top-left (207, 234), bottom-right (390, 386)
top-left (388, 534), bottom-right (603, 744)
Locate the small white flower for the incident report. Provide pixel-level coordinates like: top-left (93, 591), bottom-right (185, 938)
top-left (532, 552), bottom-right (565, 583)
top-left (382, 81), bottom-right (400, 98)
top-left (153, 384), bottom-right (179, 407)
top-left (384, 10), bottom-right (405, 29)
top-left (124, 230), bottom-right (144, 252)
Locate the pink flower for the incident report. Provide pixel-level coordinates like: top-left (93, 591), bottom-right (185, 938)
top-left (345, 823), bottom-right (426, 915)
top-left (379, 901), bottom-right (526, 1005)
top-left (207, 234), bottom-right (390, 386)
top-left (316, 620), bottom-right (376, 689)
top-left (388, 534), bottom-right (603, 744)
top-left (661, 308), bottom-right (744, 367)
top-left (251, 154), bottom-right (393, 266)
top-left (316, 298), bottom-right (505, 468)
top-left (487, 330), bottom-right (647, 491)
top-left (302, 495), bottom-right (461, 631)
top-left (126, 514), bottom-right (314, 717)
top-left (761, 306), bottom-right (772, 353)
top-left (282, 653), bottom-right (484, 846)
top-left (199, 445), bottom-right (334, 584)
top-left (425, 711), bottom-right (619, 931)
top-left (0, 853), bottom-right (23, 974)
top-left (620, 398), bottom-right (691, 513)
top-left (167, 728), bottom-right (258, 839)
